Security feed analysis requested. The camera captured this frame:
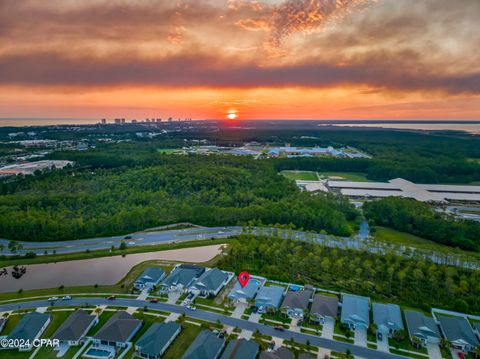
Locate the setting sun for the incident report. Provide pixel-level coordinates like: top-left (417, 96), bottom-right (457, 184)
top-left (227, 112), bottom-right (237, 120)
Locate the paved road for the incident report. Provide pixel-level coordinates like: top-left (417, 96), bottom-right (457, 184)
top-left (0, 297), bottom-right (407, 359)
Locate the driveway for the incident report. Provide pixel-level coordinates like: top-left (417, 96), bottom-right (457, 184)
top-left (426, 342), bottom-right (442, 359)
top-left (322, 317), bottom-right (335, 339)
top-left (354, 327), bottom-right (367, 347)
top-left (231, 302), bottom-right (247, 319)
top-left (376, 333), bottom-right (389, 352)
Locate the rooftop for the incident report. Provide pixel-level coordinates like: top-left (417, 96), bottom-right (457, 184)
top-left (228, 276), bottom-right (265, 301)
top-left (182, 330), bottom-right (225, 359)
top-left (437, 316), bottom-right (479, 348)
top-left (162, 264), bottom-right (205, 288)
top-left (220, 339), bottom-right (259, 359)
top-left (53, 310), bottom-right (96, 341)
top-left (340, 294), bottom-right (370, 327)
top-left (372, 303), bottom-right (404, 332)
top-left (260, 347), bottom-right (295, 359)
top-left (255, 285), bottom-right (285, 309)
top-left (7, 312), bottom-right (50, 342)
top-left (94, 311), bottom-right (142, 343)
top-left (281, 287), bottom-right (314, 311)
top-left (404, 310), bottom-right (441, 341)
top-left (191, 268), bottom-right (228, 292)
top-left (310, 294), bottom-right (339, 318)
top-left (136, 322), bottom-right (181, 357)
top-left (135, 267), bottom-right (165, 286)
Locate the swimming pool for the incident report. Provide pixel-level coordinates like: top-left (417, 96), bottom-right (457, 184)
top-left (84, 348), bottom-right (114, 358)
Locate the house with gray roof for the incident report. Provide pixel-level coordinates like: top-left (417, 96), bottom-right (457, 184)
top-left (220, 339), bottom-right (259, 359)
top-left (7, 311), bottom-right (51, 351)
top-left (372, 303), bottom-right (404, 336)
top-left (93, 311), bottom-right (142, 348)
top-left (228, 276), bottom-right (265, 303)
top-left (189, 268), bottom-right (232, 297)
top-left (160, 264), bottom-right (205, 292)
top-left (260, 347), bottom-right (295, 359)
top-left (310, 294), bottom-right (339, 324)
top-left (404, 310), bottom-right (441, 347)
top-left (437, 316), bottom-right (479, 353)
top-left (134, 267), bottom-right (165, 291)
top-left (135, 322), bottom-right (181, 359)
top-left (474, 322), bottom-right (480, 338)
top-left (182, 330), bottom-right (225, 359)
top-left (0, 317), bottom-right (5, 334)
top-left (53, 309), bottom-right (98, 346)
top-left (281, 286), bottom-right (314, 318)
top-left (340, 294), bottom-right (370, 330)
top-left (255, 285), bottom-right (285, 313)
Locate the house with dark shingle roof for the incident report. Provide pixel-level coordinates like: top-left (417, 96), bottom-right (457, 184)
top-left (437, 316), bottom-right (479, 353)
top-left (372, 303), bottom-right (404, 336)
top-left (53, 309), bottom-right (98, 346)
top-left (310, 294), bottom-right (338, 324)
top-left (160, 264), bottom-right (205, 292)
top-left (189, 268), bottom-right (232, 297)
top-left (134, 267), bottom-right (165, 291)
top-left (135, 322), bottom-right (181, 359)
top-left (93, 311), bottom-right (142, 348)
top-left (281, 286), bottom-right (314, 318)
top-left (404, 310), bottom-right (441, 347)
top-left (340, 294), bottom-right (370, 330)
top-left (7, 311), bottom-right (51, 351)
top-left (255, 285), bottom-right (285, 313)
top-left (260, 347), bottom-right (295, 359)
top-left (220, 338), bottom-right (259, 359)
top-left (181, 330), bottom-right (225, 359)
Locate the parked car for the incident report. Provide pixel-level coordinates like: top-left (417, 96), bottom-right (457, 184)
top-left (252, 306), bottom-right (258, 313)
top-left (124, 235), bottom-right (132, 239)
top-left (377, 333), bottom-right (383, 341)
top-left (274, 326), bottom-right (284, 331)
top-left (62, 296), bottom-right (72, 301)
top-left (187, 305), bottom-right (196, 311)
top-left (48, 296), bottom-right (59, 301)
top-left (107, 295), bottom-right (116, 300)
top-left (150, 298), bottom-right (159, 303)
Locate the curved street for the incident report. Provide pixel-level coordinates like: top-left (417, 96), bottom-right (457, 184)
top-left (0, 296), bottom-right (408, 359)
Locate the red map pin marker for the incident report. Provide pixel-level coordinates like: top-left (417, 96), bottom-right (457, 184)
top-left (238, 271), bottom-right (250, 287)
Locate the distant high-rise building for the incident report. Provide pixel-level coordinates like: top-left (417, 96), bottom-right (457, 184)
top-left (114, 118), bottom-right (121, 124)
top-left (121, 118), bottom-right (126, 124)
top-left (132, 119), bottom-right (137, 123)
top-left (101, 118), bottom-right (107, 124)
top-left (156, 118), bottom-right (162, 123)
top-left (168, 117), bottom-right (172, 122)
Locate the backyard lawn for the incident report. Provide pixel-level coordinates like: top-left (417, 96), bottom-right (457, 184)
top-left (162, 323), bottom-right (202, 359)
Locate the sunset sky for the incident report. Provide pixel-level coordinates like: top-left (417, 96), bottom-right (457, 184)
top-left (1, 0), bottom-right (480, 121)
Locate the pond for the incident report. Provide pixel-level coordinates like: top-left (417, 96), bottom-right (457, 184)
top-left (0, 245), bottom-right (222, 293)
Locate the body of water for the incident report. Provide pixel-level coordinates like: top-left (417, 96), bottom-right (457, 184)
top-left (0, 245), bottom-right (222, 293)
top-left (329, 122), bottom-right (480, 134)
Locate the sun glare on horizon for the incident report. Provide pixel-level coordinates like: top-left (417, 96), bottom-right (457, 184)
top-left (227, 111), bottom-right (237, 120)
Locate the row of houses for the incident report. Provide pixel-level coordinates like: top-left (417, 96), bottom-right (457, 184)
top-left (134, 265), bottom-right (234, 298)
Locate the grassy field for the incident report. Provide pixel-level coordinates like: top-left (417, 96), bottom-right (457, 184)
top-left (157, 148), bottom-right (181, 154)
top-left (317, 171), bottom-right (370, 182)
top-left (280, 170), bottom-right (318, 181)
top-left (1, 314), bottom-right (21, 334)
top-left (373, 227), bottom-right (480, 260)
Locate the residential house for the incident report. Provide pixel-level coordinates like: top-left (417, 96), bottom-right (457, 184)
top-left (0, 317), bottom-right (5, 334)
top-left (135, 322), bottom-right (181, 359)
top-left (281, 286), bottom-right (314, 318)
top-left (93, 311), bottom-right (142, 349)
top-left (53, 309), bottom-right (98, 346)
top-left (260, 347), bottom-right (295, 359)
top-left (228, 276), bottom-right (265, 303)
top-left (181, 330), bottom-right (225, 359)
top-left (404, 310), bottom-right (441, 347)
top-left (437, 316), bottom-right (479, 353)
top-left (372, 303), bottom-right (404, 336)
top-left (189, 268), bottom-right (231, 298)
top-left (310, 294), bottom-right (339, 324)
top-left (340, 294), bottom-right (370, 330)
top-left (255, 285), bottom-right (285, 313)
top-left (220, 339), bottom-right (259, 359)
top-left (7, 312), bottom-right (51, 351)
top-left (160, 264), bottom-right (205, 292)
top-left (134, 267), bottom-right (165, 291)
top-left (474, 322), bottom-right (480, 339)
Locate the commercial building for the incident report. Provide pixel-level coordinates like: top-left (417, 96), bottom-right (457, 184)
top-left (437, 315), bottom-right (479, 352)
top-left (404, 310), bottom-right (441, 347)
top-left (327, 178), bottom-right (480, 204)
top-left (53, 309), bottom-right (98, 346)
top-left (7, 312), bottom-right (51, 351)
top-left (340, 294), bottom-right (370, 330)
top-left (220, 339), bottom-right (259, 359)
top-left (372, 303), bottom-right (404, 336)
top-left (135, 322), bottom-right (181, 359)
top-left (182, 330), bottom-right (225, 359)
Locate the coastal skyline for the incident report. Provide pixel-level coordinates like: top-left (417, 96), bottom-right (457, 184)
top-left (1, 0), bottom-right (480, 120)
